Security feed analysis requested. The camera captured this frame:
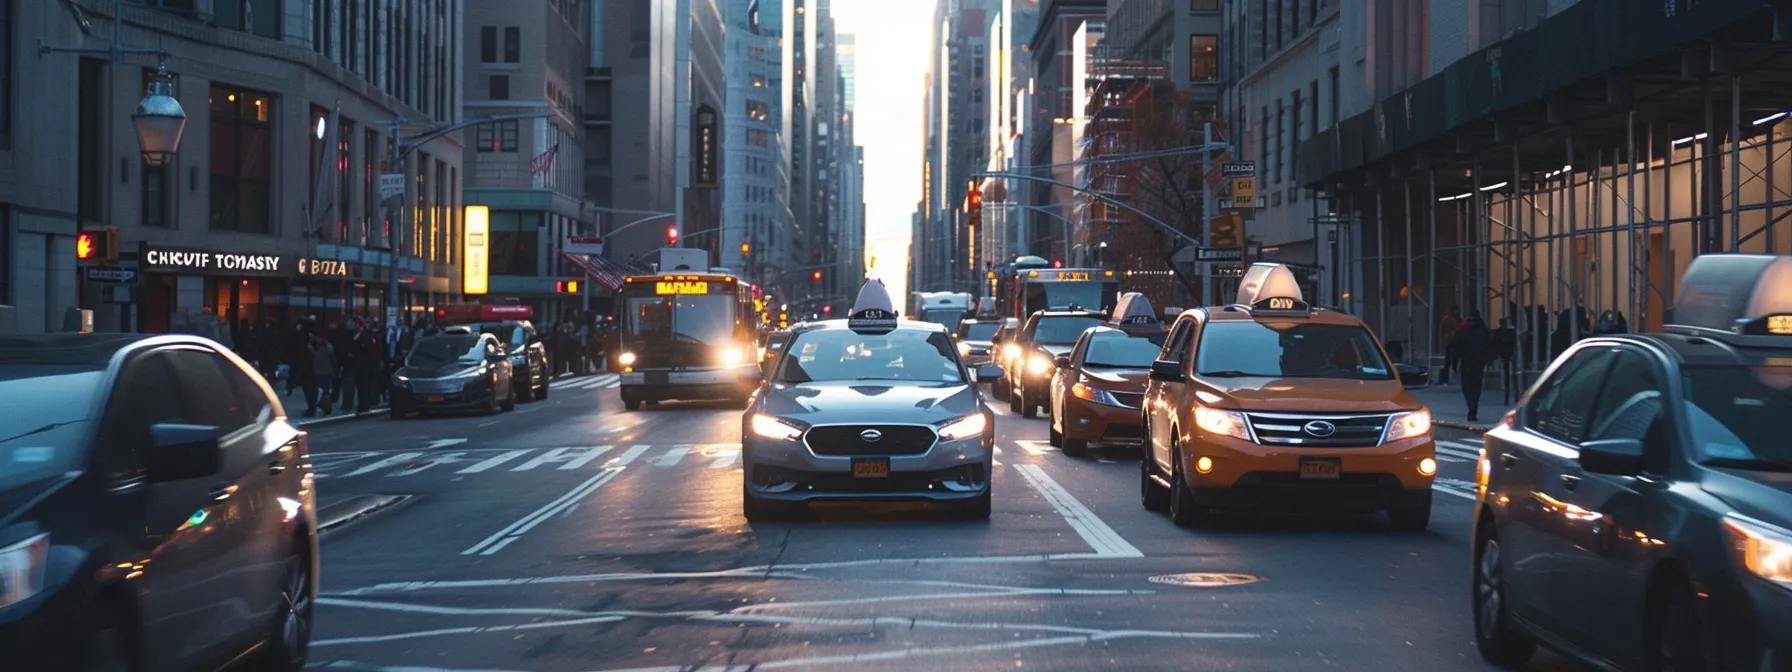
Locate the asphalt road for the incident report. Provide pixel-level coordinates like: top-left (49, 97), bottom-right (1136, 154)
top-left (299, 375), bottom-right (1587, 672)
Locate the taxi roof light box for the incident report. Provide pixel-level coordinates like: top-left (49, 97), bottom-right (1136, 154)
top-left (1667, 254), bottom-right (1792, 341)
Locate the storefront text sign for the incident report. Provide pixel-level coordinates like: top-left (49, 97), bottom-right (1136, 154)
top-left (298, 258), bottom-right (352, 277)
top-left (143, 247), bottom-right (295, 277)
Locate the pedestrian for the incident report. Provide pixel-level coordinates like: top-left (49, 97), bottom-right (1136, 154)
top-left (284, 321), bottom-right (310, 397)
top-left (1438, 305), bottom-right (1461, 385)
top-left (300, 332), bottom-right (337, 417)
top-left (1455, 312), bottom-right (1493, 424)
top-left (1596, 310), bottom-right (1617, 335)
top-left (330, 319), bottom-right (358, 414)
top-left (355, 320), bottom-right (383, 412)
top-left (1614, 310), bottom-right (1630, 333)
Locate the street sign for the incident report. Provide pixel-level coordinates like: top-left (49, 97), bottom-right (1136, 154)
top-left (1217, 197), bottom-right (1267, 209)
top-left (378, 173), bottom-right (406, 200)
top-left (564, 235), bottom-right (605, 255)
top-left (1231, 177), bottom-right (1256, 206)
top-left (1221, 162), bottom-right (1256, 178)
top-left (84, 266), bottom-right (138, 284)
top-left (1196, 248), bottom-right (1243, 262)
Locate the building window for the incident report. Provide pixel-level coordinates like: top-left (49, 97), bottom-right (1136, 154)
top-left (0, 0), bottom-right (11, 148)
top-left (474, 120), bottom-right (520, 153)
top-left (747, 129), bottom-right (769, 148)
top-left (504, 27), bottom-right (521, 63)
top-left (489, 75), bottom-right (509, 99)
top-left (1328, 66), bottom-right (1340, 126)
top-left (488, 211), bottom-right (541, 276)
top-left (1291, 89), bottom-right (1303, 184)
top-left (1189, 35), bottom-right (1218, 81)
top-left (1192, 0), bottom-right (1218, 10)
top-left (142, 165), bottom-right (169, 228)
top-left (1274, 100), bottom-right (1285, 183)
top-left (480, 27), bottom-right (497, 62)
top-left (209, 85), bottom-right (274, 233)
top-left (1258, 106), bottom-right (1269, 184)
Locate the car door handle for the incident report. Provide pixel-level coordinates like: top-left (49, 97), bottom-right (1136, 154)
top-left (1560, 474), bottom-right (1582, 490)
top-left (1499, 453), bottom-right (1519, 468)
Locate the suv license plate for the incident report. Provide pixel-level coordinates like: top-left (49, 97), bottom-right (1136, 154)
top-left (852, 458), bottom-right (890, 479)
top-left (1298, 457), bottom-right (1342, 481)
top-left (426, 395), bottom-right (445, 402)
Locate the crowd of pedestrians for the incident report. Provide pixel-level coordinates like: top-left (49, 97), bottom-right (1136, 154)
top-left (1434, 302), bottom-right (1632, 423)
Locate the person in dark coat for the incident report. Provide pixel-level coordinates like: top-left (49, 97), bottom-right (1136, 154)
top-left (1439, 305), bottom-right (1462, 385)
top-left (303, 332), bottom-right (337, 417)
top-left (1455, 313), bottom-right (1493, 423)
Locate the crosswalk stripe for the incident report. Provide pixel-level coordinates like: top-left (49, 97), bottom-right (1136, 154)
top-left (603, 445), bottom-right (650, 467)
top-left (707, 444), bottom-right (741, 468)
top-left (343, 452), bottom-right (424, 477)
top-left (560, 446), bottom-right (615, 470)
top-left (513, 447), bottom-right (594, 471)
top-left (656, 444), bottom-right (692, 467)
top-left (389, 452), bottom-right (464, 476)
top-left (456, 449), bottom-right (532, 474)
top-left (1016, 440), bottom-right (1053, 455)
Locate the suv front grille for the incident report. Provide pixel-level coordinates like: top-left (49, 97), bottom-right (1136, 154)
top-left (804, 424), bottom-right (937, 456)
top-left (1244, 412), bottom-right (1391, 447)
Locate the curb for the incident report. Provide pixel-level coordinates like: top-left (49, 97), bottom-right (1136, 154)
top-left (317, 494), bottom-right (411, 532)
top-left (294, 407), bottom-right (389, 428)
top-left (1435, 419), bottom-right (1494, 433)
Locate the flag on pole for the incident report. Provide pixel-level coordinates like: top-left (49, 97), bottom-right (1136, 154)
top-left (310, 101), bottom-right (342, 241)
top-left (529, 143), bottom-right (560, 189)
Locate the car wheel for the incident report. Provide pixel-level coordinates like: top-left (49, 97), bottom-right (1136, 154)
top-left (388, 405), bottom-right (408, 420)
top-left (993, 376), bottom-right (1009, 401)
top-left (1008, 385), bottom-right (1022, 413)
top-left (1167, 434), bottom-right (1208, 528)
top-left (1020, 390), bottom-right (1039, 418)
top-left (1387, 492), bottom-right (1432, 531)
top-left (484, 389), bottom-right (500, 415)
top-left (501, 387), bottom-right (517, 412)
top-left (257, 552), bottom-right (314, 671)
top-left (958, 489), bottom-right (992, 519)
top-left (623, 397), bottom-right (641, 411)
top-left (535, 378), bottom-right (549, 400)
top-left (1472, 528), bottom-right (1537, 667)
top-left (1140, 438), bottom-right (1169, 512)
top-left (1063, 437), bottom-right (1090, 458)
top-left (1648, 576), bottom-right (1712, 672)
top-left (81, 603), bottom-right (134, 672)
top-left (742, 482), bottom-right (777, 521)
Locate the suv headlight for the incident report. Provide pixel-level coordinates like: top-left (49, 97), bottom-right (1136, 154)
top-left (1193, 404), bottom-right (1252, 442)
top-left (1002, 344), bottom-right (1021, 360)
top-left (0, 533), bottom-right (50, 609)
top-left (618, 352), bottom-right (637, 366)
top-left (1385, 408), bottom-right (1433, 441)
top-left (1724, 514), bottom-right (1792, 587)
top-left (751, 413), bottom-right (804, 441)
top-left (1027, 354), bottom-right (1053, 375)
top-left (938, 413), bottom-right (990, 440)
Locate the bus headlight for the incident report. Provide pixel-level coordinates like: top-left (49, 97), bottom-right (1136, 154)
top-left (721, 348), bottom-right (744, 365)
top-left (618, 352), bottom-right (637, 366)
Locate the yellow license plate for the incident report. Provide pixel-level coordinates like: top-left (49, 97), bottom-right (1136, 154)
top-left (852, 459), bottom-right (890, 479)
top-left (1299, 457), bottom-right (1341, 480)
top-left (426, 395), bottom-right (445, 402)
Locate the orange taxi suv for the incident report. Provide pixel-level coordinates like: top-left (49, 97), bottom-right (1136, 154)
top-left (1048, 292), bottom-right (1169, 457)
top-left (1139, 264), bottom-right (1438, 530)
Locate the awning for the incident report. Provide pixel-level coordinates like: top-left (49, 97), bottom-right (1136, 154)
top-left (559, 252), bottom-right (650, 291)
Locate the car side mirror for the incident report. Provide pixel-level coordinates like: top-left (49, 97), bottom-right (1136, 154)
top-left (1578, 437), bottom-right (1646, 476)
top-left (1149, 359), bottom-right (1183, 383)
top-left (145, 423), bottom-right (223, 482)
top-left (1054, 354), bottom-right (1071, 368)
top-left (990, 334), bottom-right (1005, 344)
top-left (976, 364), bottom-right (1006, 382)
top-left (1396, 364), bottom-right (1430, 389)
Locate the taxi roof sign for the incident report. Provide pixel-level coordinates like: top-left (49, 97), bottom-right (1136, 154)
top-left (1234, 263), bottom-right (1311, 315)
top-left (1108, 292), bottom-right (1161, 327)
top-left (1668, 254), bottom-right (1792, 339)
top-left (847, 279), bottom-right (899, 334)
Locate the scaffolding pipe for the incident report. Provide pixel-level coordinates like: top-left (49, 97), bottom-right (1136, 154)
top-left (1404, 177), bottom-right (1415, 363)
top-left (1770, 121), bottom-right (1778, 253)
top-left (1626, 111), bottom-right (1639, 333)
top-left (1732, 75), bottom-right (1743, 251)
top-left (1509, 141), bottom-right (1524, 401)
top-left (1566, 132), bottom-right (1579, 345)
top-left (1376, 189), bottom-right (1387, 339)
top-left (1426, 171), bottom-right (1438, 374)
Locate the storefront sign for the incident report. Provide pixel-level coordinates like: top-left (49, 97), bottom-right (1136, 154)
top-left (694, 105), bottom-right (718, 189)
top-left (564, 235), bottom-right (605, 255)
top-left (464, 205), bottom-right (491, 295)
top-left (143, 247), bottom-right (294, 277)
top-left (297, 257), bottom-right (352, 278)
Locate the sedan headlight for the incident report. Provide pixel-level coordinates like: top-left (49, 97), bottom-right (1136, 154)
top-left (392, 372), bottom-right (411, 387)
top-left (750, 413), bottom-right (804, 441)
top-left (938, 413), bottom-right (990, 440)
top-left (1385, 408), bottom-right (1433, 441)
top-left (1193, 404), bottom-right (1252, 442)
top-left (1724, 514), bottom-right (1792, 587)
top-left (1071, 382), bottom-right (1123, 407)
top-left (0, 533), bottom-right (50, 609)
top-left (1027, 354), bottom-right (1053, 375)
top-left (618, 351), bottom-right (637, 366)
top-left (1002, 344), bottom-right (1021, 360)
top-left (957, 341), bottom-right (972, 356)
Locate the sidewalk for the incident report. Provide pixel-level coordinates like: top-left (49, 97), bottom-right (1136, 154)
top-left (1407, 383), bottom-right (1520, 433)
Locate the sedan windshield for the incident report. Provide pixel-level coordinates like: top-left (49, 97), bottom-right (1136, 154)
top-left (0, 365), bottom-right (104, 489)
top-left (959, 322), bottom-right (1000, 341)
top-left (777, 329), bottom-right (965, 384)
top-left (1083, 331), bottom-right (1168, 368)
top-left (408, 336), bottom-right (484, 366)
top-left (1031, 316), bottom-right (1105, 344)
top-left (1682, 364), bottom-right (1792, 468)
top-left (1194, 322), bottom-right (1395, 380)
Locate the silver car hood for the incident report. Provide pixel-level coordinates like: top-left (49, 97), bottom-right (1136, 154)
top-left (757, 380), bottom-right (981, 425)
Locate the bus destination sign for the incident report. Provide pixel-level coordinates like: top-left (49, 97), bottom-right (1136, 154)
top-left (657, 281), bottom-right (710, 295)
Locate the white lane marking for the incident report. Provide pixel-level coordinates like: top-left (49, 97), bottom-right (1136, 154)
top-left (992, 445), bottom-right (1002, 455)
top-left (310, 616), bottom-right (627, 646)
top-left (1437, 445), bottom-right (1481, 461)
top-left (461, 470), bottom-right (623, 555)
top-left (425, 438), bottom-right (468, 450)
top-left (341, 452), bottom-right (425, 477)
top-left (455, 449), bottom-right (532, 474)
top-left (1434, 477), bottom-right (1479, 500)
top-left (703, 443), bottom-right (742, 468)
top-left (601, 380), bottom-right (620, 389)
top-left (561, 446), bottom-right (616, 470)
top-left (388, 452), bottom-right (465, 477)
top-left (1012, 464), bottom-right (1143, 558)
top-left (656, 444), bottom-right (692, 467)
top-left (1436, 454), bottom-right (1472, 463)
top-left (1441, 438), bottom-right (1484, 452)
top-left (601, 444), bottom-right (650, 468)
top-left (511, 446), bottom-right (603, 471)
top-left (1016, 439), bottom-right (1054, 455)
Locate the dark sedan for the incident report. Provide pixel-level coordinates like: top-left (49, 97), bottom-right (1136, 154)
top-left (388, 333), bottom-right (517, 418)
top-left (0, 333), bottom-right (318, 671)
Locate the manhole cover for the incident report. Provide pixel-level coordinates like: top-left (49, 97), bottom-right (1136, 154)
top-left (1148, 572), bottom-right (1263, 588)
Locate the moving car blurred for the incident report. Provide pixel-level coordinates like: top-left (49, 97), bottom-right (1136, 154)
top-left (0, 333), bottom-right (317, 671)
top-left (1471, 253), bottom-right (1792, 672)
top-left (389, 332), bottom-right (518, 418)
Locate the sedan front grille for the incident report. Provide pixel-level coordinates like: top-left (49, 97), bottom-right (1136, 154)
top-left (1243, 412), bottom-right (1391, 447)
top-left (804, 424), bottom-right (937, 456)
top-left (410, 379), bottom-right (464, 394)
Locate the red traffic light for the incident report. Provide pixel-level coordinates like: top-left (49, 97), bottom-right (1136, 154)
top-left (666, 226), bottom-right (679, 245)
top-left (968, 189), bottom-right (982, 207)
top-left (822, 306), bottom-right (832, 315)
top-left (1053, 259), bottom-right (1063, 268)
top-left (76, 232), bottom-right (98, 261)
top-left (812, 270), bottom-right (823, 281)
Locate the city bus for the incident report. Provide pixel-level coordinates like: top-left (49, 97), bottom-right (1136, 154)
top-left (614, 263), bottom-right (759, 410)
top-left (993, 258), bottom-right (1121, 321)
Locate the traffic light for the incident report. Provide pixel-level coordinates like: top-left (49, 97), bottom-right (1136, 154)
top-left (666, 225), bottom-right (680, 246)
top-left (556, 280), bottom-right (581, 294)
top-left (75, 227), bottom-right (118, 265)
top-left (1210, 213), bottom-right (1242, 249)
top-left (822, 306), bottom-right (832, 315)
top-left (965, 185), bottom-right (983, 228)
top-left (1053, 259), bottom-right (1063, 268)
top-left (812, 270), bottom-right (823, 282)
top-left (740, 242), bottom-right (751, 255)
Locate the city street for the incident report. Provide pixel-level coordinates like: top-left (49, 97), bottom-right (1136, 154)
top-left (302, 376), bottom-right (1581, 672)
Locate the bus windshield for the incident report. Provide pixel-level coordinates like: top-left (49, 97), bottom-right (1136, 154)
top-left (1025, 281), bottom-right (1115, 312)
top-left (625, 294), bottom-right (736, 348)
